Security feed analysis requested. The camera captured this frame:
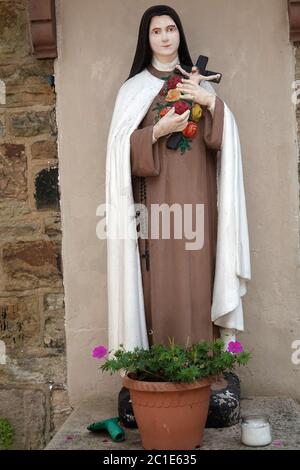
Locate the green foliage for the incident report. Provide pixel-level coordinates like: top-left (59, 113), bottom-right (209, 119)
top-left (100, 339), bottom-right (250, 383)
top-left (178, 135), bottom-right (192, 154)
top-left (0, 418), bottom-right (14, 450)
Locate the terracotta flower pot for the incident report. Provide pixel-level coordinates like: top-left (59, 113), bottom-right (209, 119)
top-left (122, 374), bottom-right (211, 450)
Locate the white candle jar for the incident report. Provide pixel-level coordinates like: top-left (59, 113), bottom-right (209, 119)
top-left (241, 415), bottom-right (272, 447)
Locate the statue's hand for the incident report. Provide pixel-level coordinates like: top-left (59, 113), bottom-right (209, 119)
top-left (153, 108), bottom-right (190, 140)
top-left (176, 79), bottom-right (215, 108)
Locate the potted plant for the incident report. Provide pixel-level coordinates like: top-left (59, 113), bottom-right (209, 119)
top-left (93, 339), bottom-right (250, 450)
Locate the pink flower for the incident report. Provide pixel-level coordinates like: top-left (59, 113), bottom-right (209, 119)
top-left (273, 439), bottom-right (285, 447)
top-left (92, 345), bottom-right (108, 359)
top-left (227, 341), bottom-right (244, 354)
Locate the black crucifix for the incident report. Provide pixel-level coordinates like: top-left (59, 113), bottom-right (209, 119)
top-left (167, 55), bottom-right (222, 150)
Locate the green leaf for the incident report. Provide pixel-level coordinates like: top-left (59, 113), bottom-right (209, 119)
top-left (99, 339), bottom-right (250, 383)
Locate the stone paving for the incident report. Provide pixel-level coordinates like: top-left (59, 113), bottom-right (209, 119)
top-left (46, 396), bottom-right (300, 450)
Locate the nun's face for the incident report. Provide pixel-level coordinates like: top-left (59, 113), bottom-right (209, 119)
top-left (149, 15), bottom-right (180, 62)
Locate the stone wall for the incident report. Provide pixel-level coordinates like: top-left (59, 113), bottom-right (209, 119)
top-left (0, 0), bottom-right (71, 449)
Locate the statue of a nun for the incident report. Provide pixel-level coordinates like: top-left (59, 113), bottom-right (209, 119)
top-left (105, 5), bottom-right (251, 353)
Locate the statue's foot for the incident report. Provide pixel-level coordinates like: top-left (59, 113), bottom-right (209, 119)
top-left (205, 371), bottom-right (241, 428)
top-left (118, 386), bottom-right (138, 428)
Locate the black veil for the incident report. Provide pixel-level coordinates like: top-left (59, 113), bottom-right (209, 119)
top-left (127, 5), bottom-right (193, 80)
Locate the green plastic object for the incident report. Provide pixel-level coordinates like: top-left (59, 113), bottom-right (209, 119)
top-left (87, 417), bottom-right (125, 442)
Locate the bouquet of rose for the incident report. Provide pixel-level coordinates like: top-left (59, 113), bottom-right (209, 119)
top-left (153, 73), bottom-right (203, 154)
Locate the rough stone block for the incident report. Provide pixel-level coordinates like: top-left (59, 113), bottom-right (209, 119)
top-left (31, 139), bottom-right (57, 160)
top-left (0, 354), bottom-right (67, 385)
top-left (50, 387), bottom-right (72, 434)
top-left (0, 1), bottom-right (30, 59)
top-left (0, 221), bottom-right (39, 240)
top-left (0, 61), bottom-right (55, 106)
top-left (2, 240), bottom-right (63, 290)
top-left (0, 200), bottom-right (31, 220)
top-left (0, 143), bottom-right (27, 200)
top-left (44, 313), bottom-right (65, 350)
top-left (0, 386), bottom-right (49, 450)
top-left (6, 76), bottom-right (55, 108)
top-left (0, 295), bottom-right (40, 352)
top-left (44, 215), bottom-right (61, 238)
top-left (9, 110), bottom-right (53, 137)
top-left (44, 293), bottom-right (64, 311)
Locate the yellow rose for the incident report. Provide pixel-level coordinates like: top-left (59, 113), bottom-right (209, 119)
top-left (191, 103), bottom-right (202, 122)
top-left (165, 89), bottom-right (181, 102)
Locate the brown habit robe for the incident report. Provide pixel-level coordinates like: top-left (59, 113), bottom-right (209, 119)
top-left (130, 64), bottom-right (224, 347)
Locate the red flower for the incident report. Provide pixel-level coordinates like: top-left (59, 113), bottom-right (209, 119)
top-left (173, 101), bottom-right (191, 115)
top-left (167, 75), bottom-right (182, 90)
top-left (182, 121), bottom-right (197, 138)
top-left (159, 106), bottom-right (172, 118)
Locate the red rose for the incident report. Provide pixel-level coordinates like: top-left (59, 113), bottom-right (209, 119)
top-left (182, 121), bottom-right (198, 138)
top-left (173, 101), bottom-right (191, 115)
top-left (159, 106), bottom-right (172, 118)
top-left (167, 75), bottom-right (182, 90)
